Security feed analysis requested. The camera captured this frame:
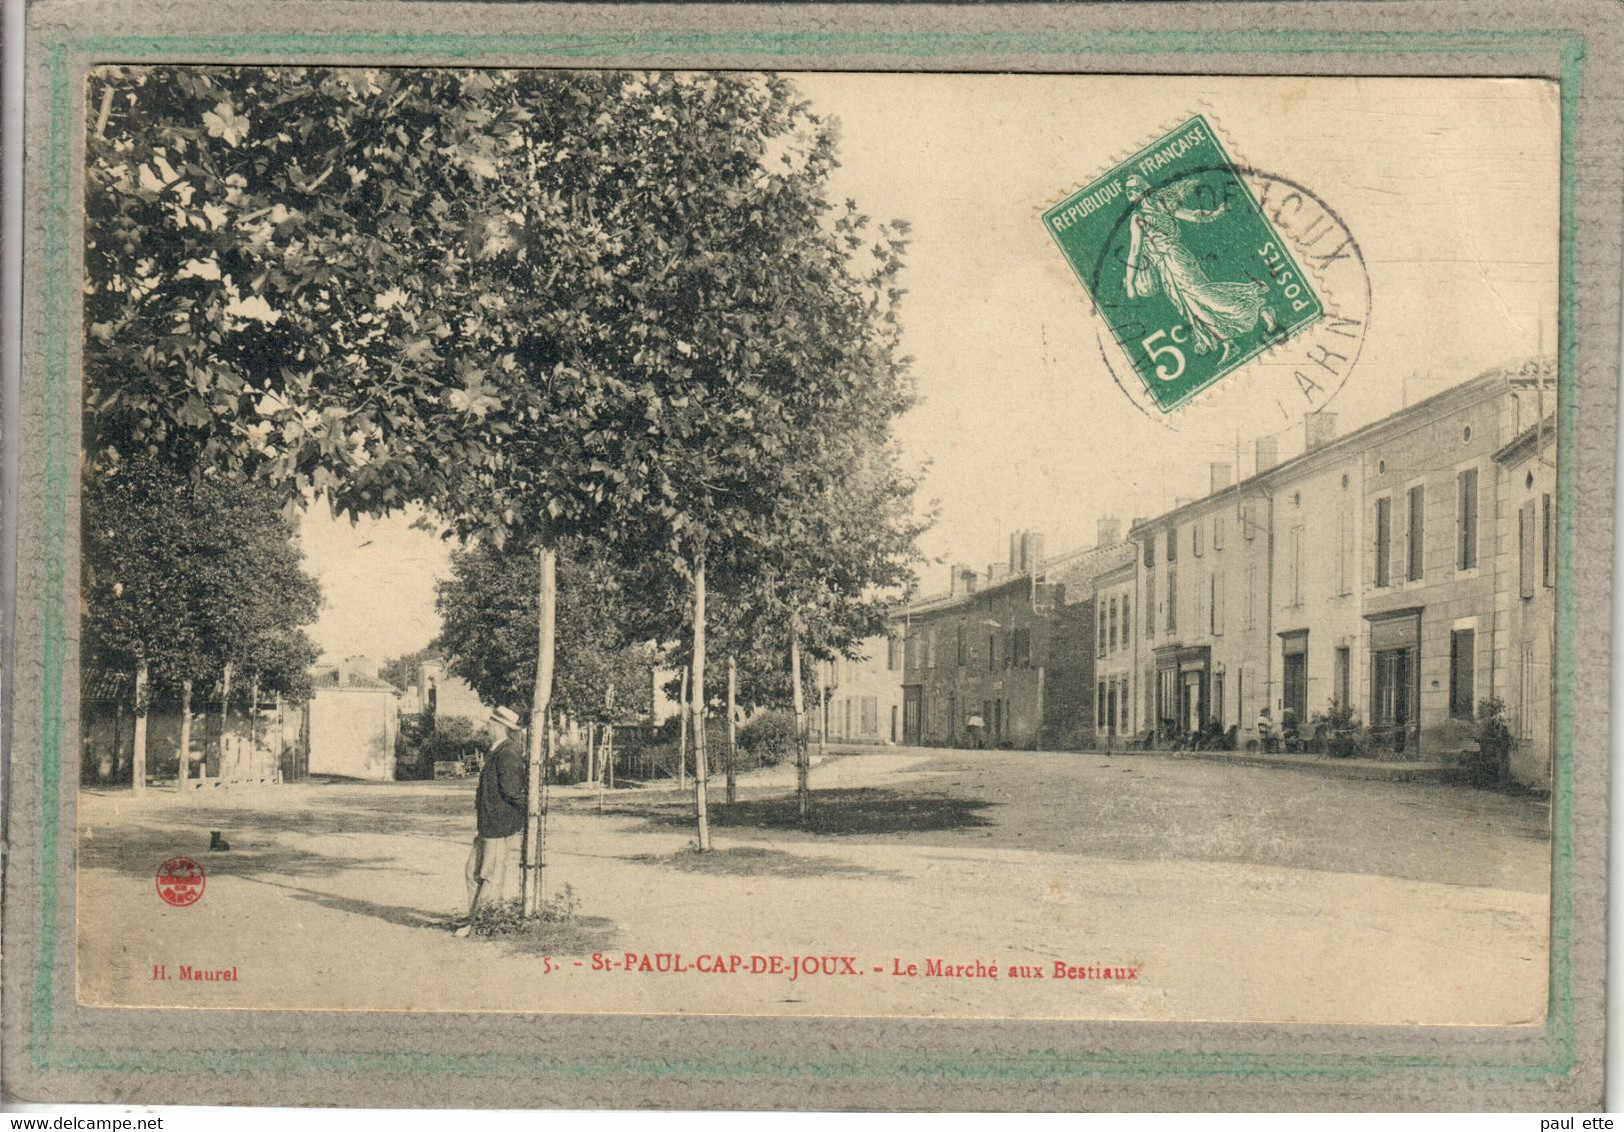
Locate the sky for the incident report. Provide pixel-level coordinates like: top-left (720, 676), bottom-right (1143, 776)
top-left (298, 73), bottom-right (1561, 664)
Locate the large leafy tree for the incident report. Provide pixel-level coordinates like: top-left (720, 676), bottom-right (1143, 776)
top-left (84, 64), bottom-right (921, 894)
top-left (82, 458), bottom-right (321, 785)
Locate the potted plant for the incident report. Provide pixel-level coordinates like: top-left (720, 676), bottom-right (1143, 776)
top-left (1469, 697), bottom-right (1513, 785)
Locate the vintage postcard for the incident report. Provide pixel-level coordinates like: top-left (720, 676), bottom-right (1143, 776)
top-left (6, 0), bottom-right (1618, 1113)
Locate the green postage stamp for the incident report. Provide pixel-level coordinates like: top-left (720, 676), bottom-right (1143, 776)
top-left (1044, 115), bottom-right (1325, 412)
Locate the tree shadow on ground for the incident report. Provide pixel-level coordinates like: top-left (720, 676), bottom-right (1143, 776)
top-left (77, 820), bottom-right (428, 882)
top-left (247, 876), bottom-right (454, 931)
top-left (610, 787), bottom-right (996, 839)
top-left (243, 876), bottom-right (617, 958)
top-left (628, 845), bottom-right (899, 880)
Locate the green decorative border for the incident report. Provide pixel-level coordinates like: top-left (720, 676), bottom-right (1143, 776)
top-left (27, 26), bottom-right (1585, 1086)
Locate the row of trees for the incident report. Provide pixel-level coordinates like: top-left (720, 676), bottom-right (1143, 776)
top-left (85, 65), bottom-right (924, 914)
top-left (82, 458), bottom-right (321, 788)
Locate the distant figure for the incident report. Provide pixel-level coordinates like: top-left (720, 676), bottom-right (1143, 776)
top-left (966, 712), bottom-right (985, 750)
top-left (1280, 708), bottom-right (1301, 752)
top-left (1255, 707), bottom-right (1274, 753)
top-left (454, 706), bottom-right (526, 938)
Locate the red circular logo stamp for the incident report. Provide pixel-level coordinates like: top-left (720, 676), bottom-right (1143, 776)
top-left (155, 856), bottom-right (205, 907)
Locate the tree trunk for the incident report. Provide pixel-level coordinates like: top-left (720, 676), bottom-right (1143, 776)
top-left (816, 659), bottom-right (828, 761)
top-left (274, 692), bottom-right (285, 782)
top-left (791, 619), bottom-right (809, 818)
top-left (606, 684), bottom-right (616, 792)
top-left (522, 546), bottom-right (556, 919)
top-left (677, 665), bottom-right (689, 790)
top-left (726, 655), bottom-right (738, 806)
top-left (248, 676), bottom-right (259, 779)
top-left (132, 660), bottom-right (149, 796)
top-left (218, 661), bottom-right (233, 782)
top-left (178, 678), bottom-right (194, 790)
top-left (690, 557), bottom-right (712, 851)
top-left (586, 721), bottom-right (596, 786)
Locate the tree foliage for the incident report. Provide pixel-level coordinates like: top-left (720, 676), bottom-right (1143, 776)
top-left (86, 67), bottom-right (912, 550)
top-left (433, 541), bottom-right (655, 723)
top-left (82, 457), bottom-right (322, 699)
top-left (378, 647), bottom-right (433, 692)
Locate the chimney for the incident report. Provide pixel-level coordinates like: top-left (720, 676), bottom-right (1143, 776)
top-left (1305, 411), bottom-right (1338, 452)
top-left (1255, 435), bottom-right (1279, 474)
top-left (1210, 462), bottom-right (1234, 493)
top-left (1020, 531), bottom-right (1045, 574)
top-left (1008, 530), bottom-right (1024, 574)
top-left (950, 564), bottom-right (978, 596)
top-left (1096, 517), bottom-right (1122, 546)
top-left (986, 562), bottom-right (1010, 583)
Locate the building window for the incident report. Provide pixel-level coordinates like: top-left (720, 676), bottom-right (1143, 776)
top-left (1210, 572), bottom-right (1225, 635)
top-left (1242, 501), bottom-right (1257, 540)
top-left (1449, 628), bottom-right (1476, 719)
top-left (1542, 492), bottom-right (1554, 588)
top-left (1406, 484), bottom-right (1425, 581)
top-left (1097, 683), bottom-right (1107, 728)
top-left (1145, 572), bottom-right (1156, 639)
top-left (1334, 646), bottom-right (1351, 709)
top-left (1193, 524), bottom-right (1204, 557)
top-left (1122, 596), bottom-right (1131, 645)
top-left (1013, 627), bottom-right (1031, 668)
top-left (987, 634), bottom-right (997, 672)
top-left (1109, 598), bottom-right (1118, 652)
top-left (1457, 467), bottom-right (1479, 571)
top-left (926, 627), bottom-right (937, 670)
top-left (1166, 566), bottom-right (1178, 633)
top-left (1213, 514), bottom-right (1225, 551)
top-left (1143, 537), bottom-right (1155, 568)
top-left (1374, 496), bottom-right (1391, 588)
top-left (861, 696), bottom-right (877, 735)
top-left (1098, 605), bottom-right (1107, 658)
top-left (1519, 500), bottom-right (1536, 599)
top-left (887, 635), bottom-right (901, 670)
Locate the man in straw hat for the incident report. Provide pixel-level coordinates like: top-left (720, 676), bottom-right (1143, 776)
top-left (454, 705), bottom-right (527, 937)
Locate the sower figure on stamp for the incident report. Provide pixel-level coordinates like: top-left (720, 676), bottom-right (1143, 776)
top-left (454, 705), bottom-right (527, 937)
top-left (1123, 173), bottom-right (1278, 365)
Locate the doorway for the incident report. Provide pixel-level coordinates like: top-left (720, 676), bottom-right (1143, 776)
top-left (1280, 632), bottom-right (1308, 725)
top-left (1372, 647), bottom-right (1416, 753)
top-left (902, 687), bottom-right (922, 746)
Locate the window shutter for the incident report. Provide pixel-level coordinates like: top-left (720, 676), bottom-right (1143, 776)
top-left (1520, 500), bottom-right (1536, 599)
top-left (1542, 492), bottom-right (1554, 588)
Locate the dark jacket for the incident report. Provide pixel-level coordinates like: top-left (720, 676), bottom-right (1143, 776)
top-left (476, 734), bottom-right (528, 839)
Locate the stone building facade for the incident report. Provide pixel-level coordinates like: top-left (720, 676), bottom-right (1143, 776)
top-left (821, 633), bottom-right (905, 746)
top-left (897, 525), bottom-right (1131, 750)
top-left (1115, 362), bottom-right (1553, 783)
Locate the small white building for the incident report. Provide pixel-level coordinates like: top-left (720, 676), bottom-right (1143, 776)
top-left (306, 663), bottom-right (400, 780)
